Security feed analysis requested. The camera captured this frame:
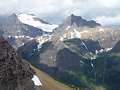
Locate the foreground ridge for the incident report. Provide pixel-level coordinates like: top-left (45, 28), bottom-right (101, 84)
top-left (0, 37), bottom-right (36, 90)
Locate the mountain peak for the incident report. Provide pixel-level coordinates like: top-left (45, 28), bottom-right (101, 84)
top-left (58, 14), bottom-right (101, 30)
top-left (3, 13), bottom-right (21, 25)
top-left (70, 14), bottom-right (77, 17)
top-left (71, 14), bottom-right (74, 16)
top-left (8, 13), bottom-right (18, 19)
top-left (70, 14), bottom-right (82, 18)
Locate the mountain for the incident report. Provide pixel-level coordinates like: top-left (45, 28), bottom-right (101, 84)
top-left (55, 14), bottom-right (101, 32)
top-left (17, 38), bottom-right (101, 79)
top-left (0, 13), bottom-right (118, 50)
top-left (17, 36), bottom-right (120, 90)
top-left (0, 13), bottom-right (58, 49)
top-left (17, 38), bottom-right (111, 90)
top-left (4, 13), bottom-right (120, 90)
top-left (17, 38), bottom-right (101, 67)
top-left (0, 14), bottom-right (41, 48)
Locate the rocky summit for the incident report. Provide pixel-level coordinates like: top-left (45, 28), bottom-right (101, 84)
top-left (0, 37), bottom-right (36, 90)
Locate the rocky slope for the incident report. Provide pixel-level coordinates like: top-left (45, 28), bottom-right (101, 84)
top-left (0, 37), bottom-right (39, 90)
top-left (53, 27), bottom-right (120, 49)
top-left (111, 40), bottom-right (120, 53)
top-left (0, 36), bottom-right (74, 90)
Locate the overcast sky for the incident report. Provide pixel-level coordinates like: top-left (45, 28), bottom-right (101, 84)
top-left (0, 0), bottom-right (120, 25)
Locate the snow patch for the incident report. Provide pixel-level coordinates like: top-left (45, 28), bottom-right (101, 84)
top-left (91, 63), bottom-right (94, 67)
top-left (36, 35), bottom-right (51, 49)
top-left (105, 48), bottom-right (112, 52)
top-left (32, 75), bottom-right (42, 86)
top-left (60, 36), bottom-right (64, 41)
top-left (96, 48), bottom-right (112, 54)
top-left (73, 29), bottom-right (81, 38)
top-left (99, 28), bottom-right (104, 32)
top-left (80, 30), bottom-right (88, 34)
top-left (81, 41), bottom-right (88, 51)
top-left (66, 26), bottom-right (71, 30)
top-left (37, 43), bottom-right (42, 50)
top-left (99, 49), bottom-right (104, 53)
top-left (70, 32), bottom-right (74, 38)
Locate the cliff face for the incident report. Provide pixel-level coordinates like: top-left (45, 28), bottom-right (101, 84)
top-left (0, 37), bottom-right (36, 90)
top-left (111, 40), bottom-right (120, 53)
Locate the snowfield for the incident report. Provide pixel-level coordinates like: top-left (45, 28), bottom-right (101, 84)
top-left (18, 14), bottom-right (58, 32)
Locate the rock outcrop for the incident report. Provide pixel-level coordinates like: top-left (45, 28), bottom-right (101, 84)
top-left (0, 37), bottom-right (36, 90)
top-left (111, 40), bottom-right (120, 53)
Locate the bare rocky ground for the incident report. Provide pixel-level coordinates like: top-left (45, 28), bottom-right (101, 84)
top-left (0, 37), bottom-right (36, 90)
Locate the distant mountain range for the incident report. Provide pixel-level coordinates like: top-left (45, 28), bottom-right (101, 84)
top-left (1, 13), bottom-right (120, 90)
top-left (0, 13), bottom-right (102, 49)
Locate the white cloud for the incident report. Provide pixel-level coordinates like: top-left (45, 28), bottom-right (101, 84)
top-left (95, 15), bottom-right (120, 26)
top-left (0, 0), bottom-right (120, 25)
top-left (96, 0), bottom-right (119, 8)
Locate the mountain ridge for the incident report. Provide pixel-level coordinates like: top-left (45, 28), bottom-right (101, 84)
top-left (55, 14), bottom-right (101, 32)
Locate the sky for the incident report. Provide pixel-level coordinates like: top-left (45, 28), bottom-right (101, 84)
top-left (0, 0), bottom-right (120, 25)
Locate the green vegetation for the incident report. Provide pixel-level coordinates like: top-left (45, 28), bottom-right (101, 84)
top-left (50, 52), bottom-right (120, 90)
top-left (32, 66), bottom-right (74, 90)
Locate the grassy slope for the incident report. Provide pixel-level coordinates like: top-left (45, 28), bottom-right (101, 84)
top-left (32, 66), bottom-right (75, 90)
